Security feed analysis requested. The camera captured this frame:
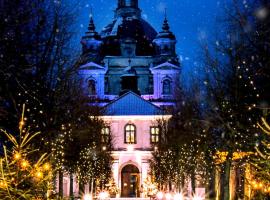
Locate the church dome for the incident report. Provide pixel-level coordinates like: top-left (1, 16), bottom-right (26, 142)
top-left (97, 0), bottom-right (158, 56)
top-left (101, 17), bottom-right (157, 41)
top-left (100, 17), bottom-right (157, 56)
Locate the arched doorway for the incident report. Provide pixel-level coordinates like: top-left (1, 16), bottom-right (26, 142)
top-left (121, 164), bottom-right (140, 197)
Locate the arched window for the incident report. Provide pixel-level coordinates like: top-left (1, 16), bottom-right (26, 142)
top-left (88, 79), bottom-right (96, 95)
top-left (162, 79), bottom-right (172, 95)
top-left (124, 124), bottom-right (136, 144)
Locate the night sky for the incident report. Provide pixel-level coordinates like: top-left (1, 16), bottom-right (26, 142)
top-left (71, 0), bottom-right (224, 85)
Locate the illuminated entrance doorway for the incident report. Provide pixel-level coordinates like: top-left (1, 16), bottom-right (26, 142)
top-left (121, 164), bottom-right (140, 197)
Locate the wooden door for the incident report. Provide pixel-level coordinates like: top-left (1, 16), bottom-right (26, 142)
top-left (121, 165), bottom-right (140, 197)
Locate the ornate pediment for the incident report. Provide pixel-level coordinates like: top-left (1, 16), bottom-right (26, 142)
top-left (80, 62), bottom-right (106, 71)
top-left (151, 62), bottom-right (180, 71)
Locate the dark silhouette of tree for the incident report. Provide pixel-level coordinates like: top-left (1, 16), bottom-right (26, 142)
top-left (0, 1), bottom-right (114, 198)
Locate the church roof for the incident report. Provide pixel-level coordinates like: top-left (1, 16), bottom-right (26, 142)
top-left (103, 91), bottom-right (163, 116)
top-left (100, 17), bottom-right (157, 41)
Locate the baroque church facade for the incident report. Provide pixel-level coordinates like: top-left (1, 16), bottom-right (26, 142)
top-left (79, 0), bottom-right (180, 106)
top-left (58, 0), bottom-right (181, 197)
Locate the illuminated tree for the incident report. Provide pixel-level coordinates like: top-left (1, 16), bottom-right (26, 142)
top-left (0, 105), bottom-right (52, 199)
top-left (51, 104), bottom-right (113, 198)
top-left (201, 0), bottom-right (270, 199)
top-left (248, 117), bottom-right (270, 198)
top-left (255, 117), bottom-right (270, 183)
top-left (151, 86), bottom-right (207, 193)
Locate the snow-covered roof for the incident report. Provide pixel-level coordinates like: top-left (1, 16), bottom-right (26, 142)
top-left (103, 91), bottom-right (164, 116)
top-left (100, 17), bottom-right (157, 41)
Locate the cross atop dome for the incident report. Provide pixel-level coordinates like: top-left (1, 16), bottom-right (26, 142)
top-left (162, 8), bottom-right (170, 32)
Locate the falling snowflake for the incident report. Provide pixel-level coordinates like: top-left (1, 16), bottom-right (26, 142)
top-left (255, 7), bottom-right (269, 20)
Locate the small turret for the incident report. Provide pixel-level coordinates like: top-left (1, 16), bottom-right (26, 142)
top-left (81, 14), bottom-right (103, 56)
top-left (153, 11), bottom-right (177, 57)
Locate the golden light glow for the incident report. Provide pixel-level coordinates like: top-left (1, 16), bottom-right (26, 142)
top-left (14, 152), bottom-right (21, 160)
top-left (0, 181), bottom-right (8, 188)
top-left (43, 163), bottom-right (50, 171)
top-left (249, 179), bottom-right (270, 193)
top-left (21, 160), bottom-right (29, 169)
top-left (35, 171), bottom-right (43, 179)
top-left (19, 120), bottom-right (25, 129)
top-left (214, 151), bottom-right (253, 164)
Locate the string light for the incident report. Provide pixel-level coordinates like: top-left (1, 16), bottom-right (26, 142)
top-left (14, 152), bottom-right (21, 160)
top-left (21, 160), bottom-right (29, 169)
top-left (35, 171), bottom-right (44, 179)
top-left (43, 163), bottom-right (51, 171)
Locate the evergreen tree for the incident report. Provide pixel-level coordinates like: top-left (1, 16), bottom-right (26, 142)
top-left (0, 105), bottom-right (52, 199)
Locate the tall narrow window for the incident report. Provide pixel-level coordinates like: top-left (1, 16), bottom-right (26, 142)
top-left (88, 80), bottom-right (96, 95)
top-left (125, 124), bottom-right (136, 144)
top-left (150, 127), bottom-right (159, 143)
top-left (101, 127), bottom-right (110, 143)
top-left (162, 79), bottom-right (171, 95)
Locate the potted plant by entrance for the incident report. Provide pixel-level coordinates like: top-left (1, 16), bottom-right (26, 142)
top-left (108, 179), bottom-right (119, 198)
